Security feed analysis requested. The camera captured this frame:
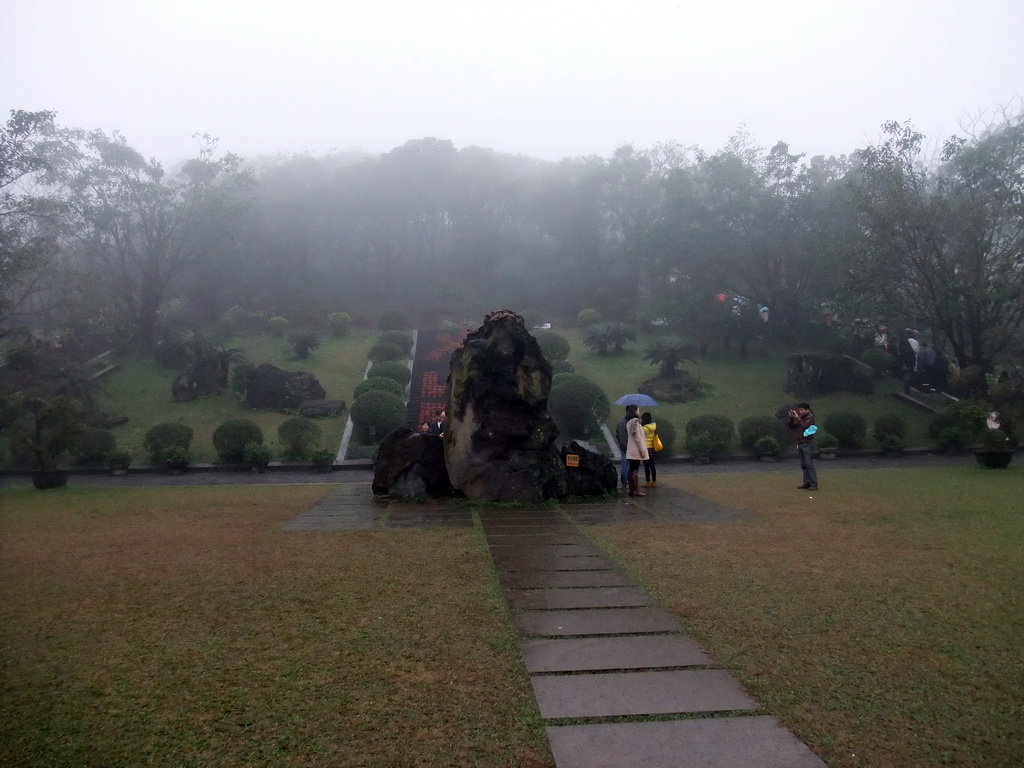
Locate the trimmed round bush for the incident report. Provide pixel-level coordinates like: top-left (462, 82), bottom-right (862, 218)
top-left (212, 419), bottom-right (264, 462)
top-left (872, 412), bottom-right (907, 441)
top-left (550, 360), bottom-right (575, 375)
top-left (368, 341), bottom-right (405, 362)
top-left (738, 415), bottom-right (788, 454)
top-left (378, 310), bottom-right (410, 331)
top-left (520, 309), bottom-right (544, 328)
top-left (822, 411), bottom-right (867, 448)
top-left (354, 376), bottom-right (405, 400)
top-left (815, 430), bottom-right (840, 453)
top-left (350, 390), bottom-right (406, 444)
top-left (577, 308), bottom-right (602, 326)
top-left (72, 428), bottom-right (117, 467)
top-left (367, 361), bottom-right (411, 388)
top-left (328, 312), bottom-right (352, 336)
top-left (267, 316), bottom-right (289, 337)
top-left (532, 329), bottom-right (570, 362)
top-left (243, 441), bottom-right (272, 467)
top-left (548, 378), bottom-right (610, 438)
top-left (652, 416), bottom-right (676, 455)
top-left (159, 445), bottom-right (192, 470)
top-left (754, 435), bottom-right (782, 456)
top-left (106, 450), bottom-right (132, 471)
top-left (277, 417), bottom-right (322, 459)
top-left (686, 432), bottom-right (714, 457)
top-left (684, 414), bottom-right (735, 455)
top-left (144, 422), bottom-right (194, 462)
top-left (552, 372), bottom-right (592, 389)
top-left (861, 346), bottom-right (896, 378)
top-left (377, 330), bottom-right (414, 354)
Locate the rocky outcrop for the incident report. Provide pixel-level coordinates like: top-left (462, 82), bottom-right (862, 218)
top-left (444, 310), bottom-right (566, 502)
top-left (372, 427), bottom-right (454, 498)
top-left (243, 364), bottom-right (326, 410)
top-left (561, 439), bottom-right (617, 496)
top-left (298, 399), bottom-right (346, 418)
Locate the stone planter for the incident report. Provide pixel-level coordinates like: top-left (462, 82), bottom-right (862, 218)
top-left (975, 451), bottom-right (1013, 469)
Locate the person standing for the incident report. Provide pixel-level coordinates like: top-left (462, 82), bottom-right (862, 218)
top-left (625, 405), bottom-right (649, 497)
top-left (615, 407), bottom-right (631, 490)
top-left (426, 409), bottom-right (445, 436)
top-left (641, 411), bottom-right (658, 487)
top-left (788, 402), bottom-right (818, 491)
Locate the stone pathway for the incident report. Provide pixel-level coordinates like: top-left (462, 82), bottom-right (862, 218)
top-left (283, 482), bottom-right (829, 767)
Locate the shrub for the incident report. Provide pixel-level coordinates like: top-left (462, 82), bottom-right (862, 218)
top-left (144, 422), bottom-right (194, 462)
top-left (378, 310), bottom-right (410, 331)
top-left (822, 410), bottom-right (867, 448)
top-left (685, 432), bottom-right (713, 457)
top-left (548, 378), bottom-right (610, 438)
top-left (277, 417), bottom-right (322, 459)
top-left (328, 312), bottom-right (352, 336)
top-left (368, 341), bottom-right (405, 362)
top-left (684, 414), bottom-right (735, 455)
top-left (935, 399), bottom-right (990, 441)
top-left (267, 316), bottom-right (289, 337)
top-left (577, 308), bottom-right (602, 326)
top-left (815, 430), bottom-right (840, 453)
top-left (350, 390), bottom-right (406, 444)
top-left (106, 450), bottom-right (132, 471)
top-left (212, 419), bottom-right (264, 462)
top-left (653, 416), bottom-right (677, 454)
top-left (159, 445), bottom-right (191, 470)
top-left (377, 330), bottom-right (414, 354)
top-left (287, 331), bottom-right (322, 359)
top-left (243, 441), bottom-right (272, 467)
top-left (354, 376), bottom-right (405, 400)
top-left (214, 315), bottom-right (235, 339)
top-left (532, 329), bottom-right (570, 362)
top-left (309, 448), bottom-right (335, 470)
top-left (860, 346), bottom-right (896, 378)
top-left (933, 425), bottom-right (969, 452)
top-left (754, 435), bottom-right (782, 456)
top-left (367, 361), bottom-right (411, 388)
top-left (584, 322), bottom-right (637, 355)
top-left (738, 415), bottom-right (788, 454)
top-left (872, 412), bottom-right (907, 444)
top-left (71, 428), bottom-right (117, 467)
top-left (550, 360), bottom-right (575, 375)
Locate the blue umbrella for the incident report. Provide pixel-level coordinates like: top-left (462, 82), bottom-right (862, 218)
top-left (615, 393), bottom-right (659, 407)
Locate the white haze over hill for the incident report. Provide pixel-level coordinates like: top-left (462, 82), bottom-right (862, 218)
top-left (3, 0), bottom-right (1022, 165)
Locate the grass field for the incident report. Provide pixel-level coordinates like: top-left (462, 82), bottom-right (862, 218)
top-left (2, 466), bottom-right (1022, 767)
top-left (97, 332), bottom-right (376, 463)
top-left (560, 328), bottom-right (936, 449)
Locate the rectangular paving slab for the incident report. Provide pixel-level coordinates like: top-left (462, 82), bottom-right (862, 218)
top-left (489, 543), bottom-right (599, 558)
top-left (546, 716), bottom-right (827, 767)
top-left (531, 669), bottom-right (758, 718)
top-left (492, 554), bottom-right (614, 572)
top-left (520, 635), bottom-right (712, 673)
top-left (500, 570), bottom-right (635, 589)
top-left (513, 606), bottom-right (682, 636)
top-left (486, 533), bottom-right (590, 546)
top-left (507, 586), bottom-right (651, 610)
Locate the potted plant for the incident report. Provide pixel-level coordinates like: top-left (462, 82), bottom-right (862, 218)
top-left (975, 428), bottom-right (1013, 469)
top-left (815, 430), bottom-right (839, 459)
top-left (686, 432), bottom-right (713, 464)
top-left (754, 435), bottom-right (782, 461)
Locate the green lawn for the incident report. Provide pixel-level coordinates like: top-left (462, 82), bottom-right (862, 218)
top-left (561, 328), bottom-right (935, 450)
top-left (97, 332), bottom-right (376, 463)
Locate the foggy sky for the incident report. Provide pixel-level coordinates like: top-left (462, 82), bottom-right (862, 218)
top-left (4, 0), bottom-right (1022, 166)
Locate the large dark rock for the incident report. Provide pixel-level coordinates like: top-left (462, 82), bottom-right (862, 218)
top-left (561, 440), bottom-right (617, 496)
top-left (372, 426), bottom-right (454, 498)
top-left (299, 399), bottom-right (346, 418)
top-left (171, 357), bottom-right (229, 402)
top-left (243, 363), bottom-right (326, 410)
top-left (444, 310), bottom-right (567, 502)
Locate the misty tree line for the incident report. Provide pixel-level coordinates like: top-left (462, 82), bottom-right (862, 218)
top-left (2, 107), bottom-right (1024, 378)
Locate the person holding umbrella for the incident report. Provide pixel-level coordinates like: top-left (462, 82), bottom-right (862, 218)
top-left (624, 404), bottom-right (649, 497)
top-left (614, 394), bottom-right (659, 492)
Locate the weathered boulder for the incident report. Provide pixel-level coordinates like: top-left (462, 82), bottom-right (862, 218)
top-left (561, 440), bottom-right (617, 496)
top-left (243, 363), bottom-right (326, 410)
top-left (444, 310), bottom-right (567, 502)
top-left (171, 357), bottom-right (229, 402)
top-left (372, 426), bottom-right (454, 498)
top-left (298, 399), bottom-right (346, 418)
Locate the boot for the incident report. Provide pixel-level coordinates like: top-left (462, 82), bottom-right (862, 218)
top-left (628, 470), bottom-right (646, 497)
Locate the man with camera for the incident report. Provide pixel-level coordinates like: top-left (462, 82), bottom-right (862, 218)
top-left (788, 402), bottom-right (818, 491)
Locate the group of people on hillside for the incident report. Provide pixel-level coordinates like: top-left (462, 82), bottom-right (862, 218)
top-left (875, 327), bottom-right (948, 394)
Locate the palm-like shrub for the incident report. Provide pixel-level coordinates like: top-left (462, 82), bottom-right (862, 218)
top-left (644, 336), bottom-right (699, 377)
top-left (583, 322), bottom-right (636, 355)
top-left (213, 419), bottom-right (264, 462)
top-left (288, 331), bottom-right (322, 359)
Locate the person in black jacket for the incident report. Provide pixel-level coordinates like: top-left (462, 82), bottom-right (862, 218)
top-left (788, 402), bottom-right (818, 490)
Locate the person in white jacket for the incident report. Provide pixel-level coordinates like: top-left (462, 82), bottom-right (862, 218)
top-left (624, 405), bottom-right (649, 497)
